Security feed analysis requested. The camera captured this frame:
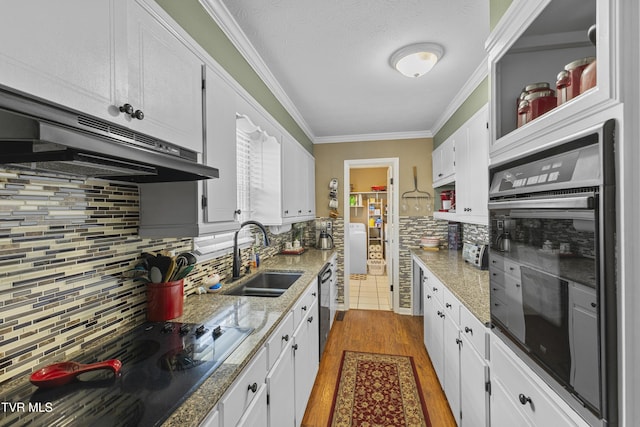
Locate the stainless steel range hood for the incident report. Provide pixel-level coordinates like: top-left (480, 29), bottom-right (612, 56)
top-left (0, 89), bottom-right (219, 183)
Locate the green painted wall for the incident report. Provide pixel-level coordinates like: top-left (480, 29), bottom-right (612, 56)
top-left (155, 0), bottom-right (313, 153)
top-left (433, 0), bottom-right (512, 148)
top-left (433, 77), bottom-right (488, 148)
top-left (491, 0), bottom-right (513, 31)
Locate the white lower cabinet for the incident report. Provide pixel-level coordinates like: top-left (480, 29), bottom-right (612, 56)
top-left (236, 383), bottom-right (268, 427)
top-left (219, 348), bottom-right (268, 427)
top-left (443, 312), bottom-right (461, 425)
top-left (490, 335), bottom-right (590, 427)
top-left (201, 279), bottom-right (321, 427)
top-left (490, 378), bottom-right (532, 427)
top-left (199, 408), bottom-right (220, 427)
top-left (266, 343), bottom-right (296, 427)
top-left (417, 255), bottom-right (489, 427)
top-left (293, 299), bottom-right (320, 424)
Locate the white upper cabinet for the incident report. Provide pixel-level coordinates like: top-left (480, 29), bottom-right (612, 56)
top-left (124, 0), bottom-right (204, 153)
top-left (432, 137), bottom-right (456, 187)
top-left (0, 0), bottom-right (121, 121)
top-left (433, 104), bottom-right (489, 225)
top-left (204, 66), bottom-right (239, 227)
top-left (0, 0), bottom-right (203, 153)
top-left (487, 0), bottom-right (617, 161)
top-left (282, 136), bottom-right (315, 220)
top-left (455, 105), bottom-right (489, 222)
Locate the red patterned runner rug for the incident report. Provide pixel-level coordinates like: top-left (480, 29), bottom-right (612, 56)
top-left (328, 351), bottom-right (432, 427)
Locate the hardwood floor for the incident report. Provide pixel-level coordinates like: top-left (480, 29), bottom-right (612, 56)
top-left (302, 309), bottom-right (456, 427)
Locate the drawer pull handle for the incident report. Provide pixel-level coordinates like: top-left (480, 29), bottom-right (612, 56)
top-left (312, 292), bottom-right (317, 297)
top-left (282, 334), bottom-right (290, 342)
top-left (446, 303), bottom-right (452, 308)
top-left (432, 287), bottom-right (438, 292)
top-left (591, 302), bottom-right (597, 308)
top-left (248, 382), bottom-right (258, 393)
top-left (292, 344), bottom-right (299, 351)
top-left (307, 316), bottom-right (314, 323)
top-left (464, 326), bottom-right (473, 334)
top-left (426, 295), bottom-right (431, 299)
top-left (518, 394), bottom-right (532, 406)
top-left (301, 306), bottom-right (307, 311)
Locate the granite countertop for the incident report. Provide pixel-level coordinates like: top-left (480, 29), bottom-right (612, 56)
top-left (163, 248), bottom-right (335, 427)
top-left (411, 249), bottom-right (490, 324)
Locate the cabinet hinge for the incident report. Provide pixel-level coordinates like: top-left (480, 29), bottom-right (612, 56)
top-left (390, 284), bottom-right (393, 292)
top-left (390, 177), bottom-right (394, 185)
top-left (486, 122), bottom-right (489, 129)
top-left (266, 393), bottom-right (270, 405)
top-left (202, 78), bottom-right (206, 90)
top-left (485, 380), bottom-right (491, 395)
top-left (201, 195), bottom-right (207, 209)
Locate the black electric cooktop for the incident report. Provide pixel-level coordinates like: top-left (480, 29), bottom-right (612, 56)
top-left (0, 320), bottom-right (253, 427)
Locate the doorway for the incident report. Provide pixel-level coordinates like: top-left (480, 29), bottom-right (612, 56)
top-left (343, 158), bottom-right (399, 312)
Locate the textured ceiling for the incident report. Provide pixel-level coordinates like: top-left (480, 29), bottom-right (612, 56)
top-left (218, 0), bottom-right (489, 141)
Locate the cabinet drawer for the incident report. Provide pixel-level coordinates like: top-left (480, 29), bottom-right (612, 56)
top-left (491, 338), bottom-right (579, 427)
top-left (459, 305), bottom-right (488, 358)
top-left (504, 259), bottom-right (521, 277)
top-left (292, 280), bottom-right (318, 326)
top-left (423, 269), bottom-right (444, 305)
top-left (489, 265), bottom-right (505, 287)
top-left (489, 253), bottom-right (504, 270)
top-left (266, 312), bottom-right (294, 370)
top-left (220, 347), bottom-right (267, 427)
top-left (443, 287), bottom-right (460, 325)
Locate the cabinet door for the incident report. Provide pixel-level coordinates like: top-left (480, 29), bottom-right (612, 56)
top-left (491, 379), bottom-right (532, 427)
top-left (266, 347), bottom-right (295, 427)
top-left (125, 0), bottom-right (203, 153)
top-left (303, 149), bottom-right (316, 217)
top-left (456, 105), bottom-right (489, 219)
top-left (204, 66), bottom-right (239, 226)
top-left (432, 137), bottom-right (455, 186)
top-left (293, 300), bottom-right (319, 425)
top-left (0, 0), bottom-right (124, 120)
top-left (237, 382), bottom-right (268, 427)
top-left (443, 314), bottom-right (461, 425)
top-left (460, 336), bottom-right (488, 427)
top-left (281, 136), bottom-right (302, 218)
top-left (199, 407), bottom-right (219, 427)
top-left (430, 298), bottom-right (445, 385)
top-left (220, 348), bottom-right (267, 427)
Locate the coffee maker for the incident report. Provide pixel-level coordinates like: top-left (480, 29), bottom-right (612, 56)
top-left (315, 219), bottom-right (334, 250)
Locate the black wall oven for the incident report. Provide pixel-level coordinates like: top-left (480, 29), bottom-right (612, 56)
top-left (488, 120), bottom-right (617, 426)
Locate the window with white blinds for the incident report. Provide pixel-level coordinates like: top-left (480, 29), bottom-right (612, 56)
top-left (193, 115), bottom-right (268, 258)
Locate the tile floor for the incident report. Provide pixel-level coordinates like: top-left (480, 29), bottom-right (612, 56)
top-left (349, 274), bottom-right (391, 310)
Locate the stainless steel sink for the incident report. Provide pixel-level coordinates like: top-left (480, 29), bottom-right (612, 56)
top-left (225, 271), bottom-right (303, 297)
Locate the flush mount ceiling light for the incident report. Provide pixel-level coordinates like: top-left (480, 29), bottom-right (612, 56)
top-left (390, 43), bottom-right (444, 78)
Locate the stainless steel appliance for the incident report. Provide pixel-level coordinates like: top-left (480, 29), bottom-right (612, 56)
top-left (315, 219), bottom-right (334, 250)
top-left (488, 120), bottom-right (617, 427)
top-left (318, 230), bottom-right (334, 250)
top-left (1, 314), bottom-right (252, 426)
top-left (0, 88), bottom-right (219, 182)
top-left (462, 243), bottom-right (488, 269)
top-left (318, 261), bottom-right (334, 356)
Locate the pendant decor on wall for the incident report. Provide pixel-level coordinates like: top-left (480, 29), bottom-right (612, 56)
top-left (329, 178), bottom-right (339, 218)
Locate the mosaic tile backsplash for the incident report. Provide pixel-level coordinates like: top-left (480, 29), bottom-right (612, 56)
top-left (0, 169), bottom-right (310, 384)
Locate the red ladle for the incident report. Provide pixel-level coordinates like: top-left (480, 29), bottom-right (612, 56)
top-left (30, 359), bottom-right (122, 388)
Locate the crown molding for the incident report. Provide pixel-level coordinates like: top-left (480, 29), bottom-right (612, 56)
top-left (314, 130), bottom-right (433, 144)
top-left (430, 57), bottom-right (489, 137)
top-left (199, 0), bottom-right (316, 142)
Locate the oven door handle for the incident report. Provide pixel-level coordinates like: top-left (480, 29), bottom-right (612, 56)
top-left (488, 194), bottom-right (594, 210)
